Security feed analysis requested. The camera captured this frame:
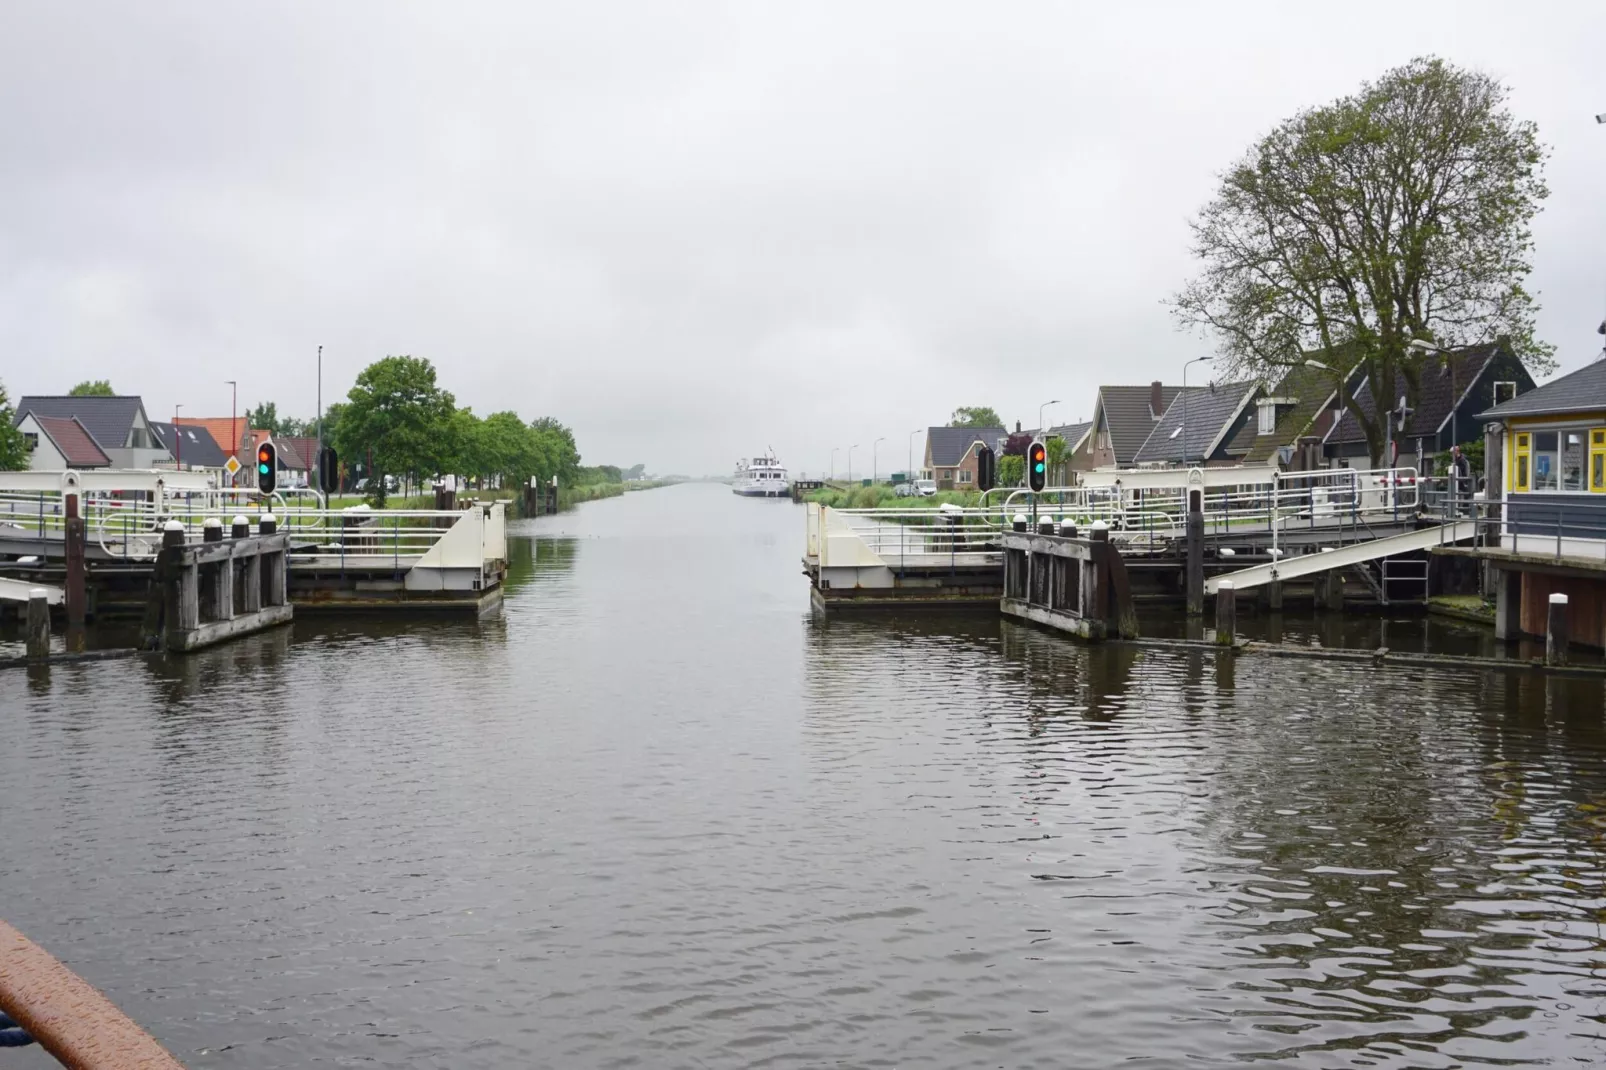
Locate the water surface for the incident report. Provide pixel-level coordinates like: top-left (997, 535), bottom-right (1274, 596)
top-left (4, 482), bottom-right (1605, 1067)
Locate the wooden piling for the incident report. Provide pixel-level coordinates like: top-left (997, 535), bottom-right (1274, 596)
top-left (63, 492), bottom-right (86, 630)
top-left (1185, 509), bottom-right (1204, 616)
top-left (1266, 579), bottom-right (1284, 611)
top-left (25, 590), bottom-right (50, 660)
top-left (1214, 581), bottom-right (1235, 647)
top-left (1546, 593), bottom-right (1569, 667)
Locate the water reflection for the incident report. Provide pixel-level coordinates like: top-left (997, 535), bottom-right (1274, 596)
top-left (4, 485), bottom-right (1606, 1067)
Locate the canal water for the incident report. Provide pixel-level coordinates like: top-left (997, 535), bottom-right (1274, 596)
top-left (4, 481), bottom-right (1606, 1068)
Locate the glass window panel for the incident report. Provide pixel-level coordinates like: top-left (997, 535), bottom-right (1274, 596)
top-left (1563, 433), bottom-right (1585, 491)
top-left (1593, 452), bottom-right (1605, 492)
top-left (1516, 454), bottom-right (1529, 491)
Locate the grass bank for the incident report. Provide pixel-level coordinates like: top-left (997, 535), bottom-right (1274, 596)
top-left (806, 484), bottom-right (982, 510)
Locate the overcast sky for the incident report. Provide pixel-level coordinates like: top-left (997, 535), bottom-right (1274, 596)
top-left (2, 2), bottom-right (1602, 476)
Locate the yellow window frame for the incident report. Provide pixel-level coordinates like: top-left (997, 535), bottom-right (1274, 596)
top-left (1512, 432), bottom-right (1530, 493)
top-left (1591, 428), bottom-right (1606, 493)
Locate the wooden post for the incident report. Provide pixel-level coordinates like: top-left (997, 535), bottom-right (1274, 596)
top-left (1314, 569), bottom-right (1344, 611)
top-left (1214, 581), bottom-right (1235, 646)
top-left (63, 492), bottom-right (86, 631)
top-left (1494, 567), bottom-right (1522, 641)
top-left (1266, 579), bottom-right (1283, 610)
top-left (1185, 508), bottom-right (1204, 616)
top-left (1546, 592), bottom-right (1569, 667)
top-left (158, 520), bottom-right (185, 649)
top-left (25, 589), bottom-right (51, 659)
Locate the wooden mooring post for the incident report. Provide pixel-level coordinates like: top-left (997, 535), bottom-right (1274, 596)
top-left (1214, 580), bottom-right (1236, 646)
top-left (25, 589), bottom-right (50, 660)
top-left (1546, 592), bottom-right (1569, 667)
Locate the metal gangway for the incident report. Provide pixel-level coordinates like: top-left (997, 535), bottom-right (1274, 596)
top-left (0, 469), bottom-right (507, 594)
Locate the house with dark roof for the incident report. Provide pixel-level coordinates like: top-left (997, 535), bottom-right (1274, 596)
top-left (1132, 382), bottom-right (1260, 467)
top-left (1323, 344), bottom-right (1534, 472)
top-left (1467, 358), bottom-right (1606, 649)
top-left (150, 421), bottom-right (230, 472)
top-left (13, 395), bottom-right (170, 468)
top-left (1075, 382), bottom-right (1184, 471)
top-left (1218, 362), bottom-right (1361, 470)
top-left (15, 413), bottom-right (112, 470)
top-left (922, 425), bottom-right (1006, 490)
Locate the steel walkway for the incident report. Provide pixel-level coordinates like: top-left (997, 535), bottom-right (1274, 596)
top-left (1204, 521), bottom-right (1477, 594)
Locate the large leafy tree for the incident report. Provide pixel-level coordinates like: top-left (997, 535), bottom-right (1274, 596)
top-left (0, 382), bottom-right (30, 470)
top-left (1171, 57), bottom-right (1550, 464)
top-left (246, 402), bottom-right (285, 435)
top-left (950, 406), bottom-right (1003, 429)
top-left (334, 356), bottom-right (457, 489)
top-left (69, 380), bottom-right (116, 396)
top-left (529, 416), bottom-right (580, 483)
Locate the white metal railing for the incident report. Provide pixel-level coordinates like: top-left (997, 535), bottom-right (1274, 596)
top-left (809, 467), bottom-right (1425, 564)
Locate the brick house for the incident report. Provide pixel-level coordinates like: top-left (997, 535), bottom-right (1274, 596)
top-left (922, 425), bottom-right (1006, 490)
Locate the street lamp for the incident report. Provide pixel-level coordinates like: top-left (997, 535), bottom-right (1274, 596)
top-left (848, 444), bottom-right (858, 484)
top-left (1039, 399), bottom-right (1060, 436)
top-left (1182, 356), bottom-right (1212, 465)
top-left (872, 437), bottom-right (885, 484)
top-left (908, 428), bottom-right (921, 484)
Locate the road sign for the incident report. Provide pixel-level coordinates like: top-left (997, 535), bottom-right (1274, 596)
top-left (224, 455), bottom-right (241, 477)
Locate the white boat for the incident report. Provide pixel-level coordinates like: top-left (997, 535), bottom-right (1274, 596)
top-left (733, 454), bottom-right (790, 498)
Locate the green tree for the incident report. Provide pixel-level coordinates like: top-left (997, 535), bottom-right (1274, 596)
top-left (1044, 435), bottom-right (1069, 485)
top-left (68, 380), bottom-right (115, 396)
top-left (1171, 56), bottom-right (1550, 466)
top-left (0, 383), bottom-right (30, 470)
top-left (334, 356), bottom-right (457, 494)
top-left (246, 402), bottom-right (285, 435)
top-left (528, 417), bottom-right (580, 484)
top-left (950, 406), bottom-right (1003, 429)
top-left (997, 454), bottom-right (1024, 487)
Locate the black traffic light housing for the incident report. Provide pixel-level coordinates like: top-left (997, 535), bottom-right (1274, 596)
top-left (256, 440), bottom-right (277, 494)
top-left (317, 446), bottom-right (339, 494)
top-left (1027, 440), bottom-right (1047, 492)
top-left (975, 444), bottom-right (996, 492)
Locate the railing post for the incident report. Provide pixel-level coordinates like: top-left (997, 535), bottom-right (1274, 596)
top-left (1546, 592), bottom-right (1569, 667)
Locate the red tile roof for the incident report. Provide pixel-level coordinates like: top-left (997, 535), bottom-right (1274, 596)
top-left (33, 415), bottom-right (111, 467)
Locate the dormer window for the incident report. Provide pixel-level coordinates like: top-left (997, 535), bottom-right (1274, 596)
top-left (1257, 398), bottom-right (1277, 436)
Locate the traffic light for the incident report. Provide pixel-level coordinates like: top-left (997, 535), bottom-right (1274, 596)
top-left (975, 445), bottom-right (996, 492)
top-left (256, 440), bottom-right (277, 494)
top-left (317, 446), bottom-right (339, 494)
top-left (1028, 440), bottom-right (1047, 493)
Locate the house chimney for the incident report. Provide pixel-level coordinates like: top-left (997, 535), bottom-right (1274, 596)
top-left (1150, 381), bottom-right (1163, 419)
top-left (1015, 420), bottom-right (1021, 433)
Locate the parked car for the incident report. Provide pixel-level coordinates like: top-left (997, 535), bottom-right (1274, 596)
top-left (914, 479), bottom-right (937, 497)
top-left (895, 482), bottom-right (916, 498)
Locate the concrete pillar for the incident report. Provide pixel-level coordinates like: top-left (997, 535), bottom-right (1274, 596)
top-left (1546, 593), bottom-right (1569, 667)
top-left (1214, 581), bottom-right (1236, 647)
top-left (1185, 509), bottom-right (1204, 616)
top-left (1494, 567), bottom-right (1522, 641)
top-left (26, 590), bottom-right (51, 659)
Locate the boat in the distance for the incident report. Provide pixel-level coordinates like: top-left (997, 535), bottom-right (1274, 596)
top-left (732, 453), bottom-right (789, 498)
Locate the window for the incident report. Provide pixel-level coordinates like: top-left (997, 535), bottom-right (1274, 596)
top-left (942, 469), bottom-right (954, 481)
top-left (1593, 430), bottom-right (1606, 494)
top-left (959, 470), bottom-right (972, 484)
top-left (1563, 432), bottom-right (1586, 492)
top-left (1492, 381), bottom-right (1518, 405)
top-left (23, 432), bottom-right (38, 452)
top-left (1257, 399), bottom-right (1277, 436)
top-left (1532, 431), bottom-right (1558, 491)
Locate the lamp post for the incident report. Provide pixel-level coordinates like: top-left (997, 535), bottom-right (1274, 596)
top-left (173, 404), bottom-right (182, 470)
top-left (872, 437), bottom-right (885, 484)
top-left (848, 444), bottom-right (858, 484)
top-left (1038, 399), bottom-right (1059, 437)
top-left (908, 428), bottom-right (921, 483)
top-left (831, 447), bottom-right (839, 481)
top-left (1182, 357), bottom-right (1212, 465)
